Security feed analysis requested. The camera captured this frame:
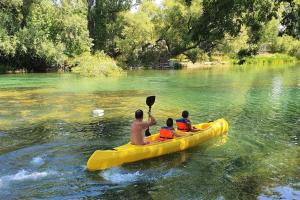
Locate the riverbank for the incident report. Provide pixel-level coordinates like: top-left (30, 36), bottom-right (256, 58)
top-left (241, 53), bottom-right (298, 65)
top-left (181, 53), bottom-right (299, 69)
top-left (0, 53), bottom-right (299, 75)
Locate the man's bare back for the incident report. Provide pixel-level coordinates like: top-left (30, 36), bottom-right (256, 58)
top-left (130, 120), bottom-right (149, 145)
top-left (130, 109), bottom-right (156, 145)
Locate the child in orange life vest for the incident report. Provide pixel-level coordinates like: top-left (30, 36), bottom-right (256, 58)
top-left (176, 110), bottom-right (201, 132)
top-left (159, 118), bottom-right (182, 141)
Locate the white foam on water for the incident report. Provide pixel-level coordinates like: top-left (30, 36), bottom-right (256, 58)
top-left (101, 167), bottom-right (182, 184)
top-left (162, 168), bottom-right (181, 179)
top-left (81, 165), bottom-right (87, 171)
top-left (10, 170), bottom-right (51, 181)
top-left (101, 168), bottom-right (142, 184)
top-left (8, 169), bottom-right (55, 181)
top-left (30, 156), bottom-right (45, 166)
top-left (0, 169), bottom-right (57, 187)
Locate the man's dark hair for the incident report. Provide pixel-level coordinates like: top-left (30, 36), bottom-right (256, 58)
top-left (166, 118), bottom-right (173, 127)
top-left (182, 110), bottom-right (189, 118)
top-left (135, 109), bottom-right (143, 119)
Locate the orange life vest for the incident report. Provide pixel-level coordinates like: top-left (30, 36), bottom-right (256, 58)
top-left (176, 118), bottom-right (189, 131)
top-left (159, 127), bottom-right (174, 141)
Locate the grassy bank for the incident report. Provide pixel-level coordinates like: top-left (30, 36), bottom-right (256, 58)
top-left (181, 53), bottom-right (298, 69)
top-left (240, 53), bottom-right (298, 65)
top-left (1, 53), bottom-right (298, 75)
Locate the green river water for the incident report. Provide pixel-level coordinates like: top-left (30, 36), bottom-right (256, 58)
top-left (0, 65), bottom-right (299, 199)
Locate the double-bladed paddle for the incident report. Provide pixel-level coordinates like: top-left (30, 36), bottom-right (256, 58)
top-left (145, 96), bottom-right (155, 136)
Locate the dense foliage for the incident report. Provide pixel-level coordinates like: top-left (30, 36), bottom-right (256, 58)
top-left (70, 51), bottom-right (124, 77)
top-left (1, 0), bottom-right (300, 74)
top-left (0, 0), bottom-right (91, 72)
top-left (87, 0), bottom-right (133, 53)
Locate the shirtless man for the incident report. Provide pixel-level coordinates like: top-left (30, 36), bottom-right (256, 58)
top-left (130, 109), bottom-right (157, 145)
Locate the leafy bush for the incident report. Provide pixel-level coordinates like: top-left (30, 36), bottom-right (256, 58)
top-left (0, 28), bottom-right (17, 56)
top-left (295, 49), bottom-right (300, 60)
top-left (0, 0), bottom-right (91, 71)
top-left (173, 62), bottom-right (183, 69)
top-left (174, 54), bottom-right (189, 62)
top-left (243, 53), bottom-right (298, 65)
top-left (275, 35), bottom-right (300, 57)
top-left (260, 19), bottom-right (300, 58)
top-left (71, 52), bottom-right (124, 77)
top-left (139, 40), bottom-right (170, 68)
top-left (0, 64), bottom-right (10, 73)
top-left (184, 48), bottom-right (209, 63)
top-left (220, 26), bottom-right (250, 55)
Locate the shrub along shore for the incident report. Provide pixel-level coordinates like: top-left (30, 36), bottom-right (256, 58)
top-left (1, 53), bottom-right (299, 76)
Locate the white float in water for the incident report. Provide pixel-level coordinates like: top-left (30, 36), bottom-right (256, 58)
top-left (92, 109), bottom-right (104, 117)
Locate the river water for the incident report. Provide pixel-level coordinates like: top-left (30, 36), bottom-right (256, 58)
top-left (0, 65), bottom-right (299, 199)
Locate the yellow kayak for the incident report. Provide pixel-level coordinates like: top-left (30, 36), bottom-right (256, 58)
top-left (87, 118), bottom-right (229, 171)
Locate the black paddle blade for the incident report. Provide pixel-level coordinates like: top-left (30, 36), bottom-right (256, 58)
top-left (145, 128), bottom-right (151, 137)
top-left (146, 96), bottom-right (155, 107)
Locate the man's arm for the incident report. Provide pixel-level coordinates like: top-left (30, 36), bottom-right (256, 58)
top-left (186, 121), bottom-right (193, 131)
top-left (192, 126), bottom-right (212, 132)
top-left (147, 112), bottom-right (157, 126)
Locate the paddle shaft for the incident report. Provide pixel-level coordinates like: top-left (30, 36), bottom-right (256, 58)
top-left (145, 96), bottom-right (155, 136)
top-left (145, 106), bottom-right (152, 136)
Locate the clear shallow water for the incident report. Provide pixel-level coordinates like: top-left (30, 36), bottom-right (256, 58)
top-left (0, 65), bottom-right (299, 199)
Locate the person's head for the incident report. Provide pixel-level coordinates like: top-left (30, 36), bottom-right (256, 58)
top-left (182, 110), bottom-right (189, 118)
top-left (135, 109), bottom-right (143, 120)
top-left (166, 118), bottom-right (173, 127)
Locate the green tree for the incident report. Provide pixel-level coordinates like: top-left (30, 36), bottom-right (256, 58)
top-left (190, 0), bottom-right (278, 57)
top-left (259, 18), bottom-right (280, 52)
top-left (0, 0), bottom-right (22, 57)
top-left (280, 0), bottom-right (300, 39)
top-left (88, 0), bottom-right (133, 52)
top-left (115, 7), bottom-right (157, 66)
top-left (0, 0), bottom-right (91, 71)
top-left (218, 26), bottom-right (250, 56)
top-left (114, 0), bottom-right (204, 66)
top-left (157, 0), bottom-right (202, 56)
